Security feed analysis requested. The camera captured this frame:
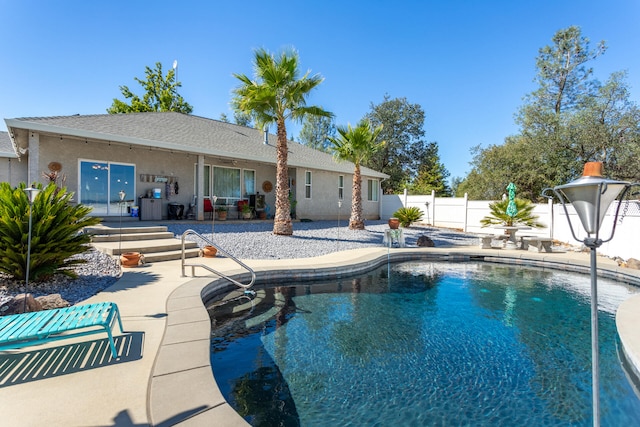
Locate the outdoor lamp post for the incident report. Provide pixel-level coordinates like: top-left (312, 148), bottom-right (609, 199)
top-left (23, 186), bottom-right (41, 313)
top-left (547, 162), bottom-right (634, 427)
top-left (118, 190), bottom-right (126, 262)
top-left (211, 195), bottom-right (218, 237)
top-left (337, 199), bottom-right (342, 252)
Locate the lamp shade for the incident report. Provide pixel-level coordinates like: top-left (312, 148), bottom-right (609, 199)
top-left (555, 162), bottom-right (629, 235)
top-left (23, 187), bottom-right (41, 204)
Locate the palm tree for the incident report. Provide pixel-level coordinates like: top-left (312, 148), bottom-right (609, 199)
top-left (232, 48), bottom-right (332, 235)
top-left (329, 120), bottom-right (385, 229)
top-left (480, 198), bottom-right (545, 228)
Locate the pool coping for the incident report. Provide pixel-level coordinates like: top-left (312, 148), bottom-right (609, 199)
top-left (149, 246), bottom-right (640, 426)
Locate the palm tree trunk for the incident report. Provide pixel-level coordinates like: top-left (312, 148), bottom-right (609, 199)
top-left (273, 117), bottom-right (293, 235)
top-left (350, 163), bottom-right (364, 229)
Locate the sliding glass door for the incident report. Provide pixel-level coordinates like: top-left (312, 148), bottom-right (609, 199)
top-left (79, 160), bottom-right (135, 216)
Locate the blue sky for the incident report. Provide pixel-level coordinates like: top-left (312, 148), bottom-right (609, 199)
top-left (1, 1), bottom-right (639, 180)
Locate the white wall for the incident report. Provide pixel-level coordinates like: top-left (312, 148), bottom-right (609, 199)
top-left (381, 191), bottom-right (640, 260)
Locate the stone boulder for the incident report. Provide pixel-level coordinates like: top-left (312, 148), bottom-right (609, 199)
top-left (0, 293), bottom-right (42, 315)
top-left (35, 294), bottom-right (70, 310)
top-left (416, 235), bottom-right (435, 247)
top-left (625, 258), bottom-right (640, 270)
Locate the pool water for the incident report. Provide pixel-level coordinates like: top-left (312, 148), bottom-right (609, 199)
top-left (209, 262), bottom-right (640, 426)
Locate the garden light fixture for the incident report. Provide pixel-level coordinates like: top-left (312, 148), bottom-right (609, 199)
top-left (546, 162), bottom-right (635, 427)
top-left (23, 186), bottom-right (41, 313)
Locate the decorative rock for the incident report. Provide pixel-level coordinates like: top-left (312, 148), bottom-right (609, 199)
top-left (416, 235), bottom-right (435, 247)
top-left (35, 293), bottom-right (70, 310)
top-left (0, 293), bottom-right (42, 315)
top-left (625, 258), bottom-right (640, 270)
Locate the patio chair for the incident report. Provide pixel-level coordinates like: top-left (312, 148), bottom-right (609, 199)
top-left (203, 198), bottom-right (214, 220)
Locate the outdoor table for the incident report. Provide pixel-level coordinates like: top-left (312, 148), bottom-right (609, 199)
top-left (493, 226), bottom-right (531, 248)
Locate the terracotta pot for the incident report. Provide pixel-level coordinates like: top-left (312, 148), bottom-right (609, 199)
top-left (217, 211), bottom-right (227, 221)
top-left (202, 246), bottom-right (217, 258)
top-left (388, 218), bottom-right (400, 229)
top-left (120, 252), bottom-right (141, 268)
top-left (257, 210), bottom-right (267, 220)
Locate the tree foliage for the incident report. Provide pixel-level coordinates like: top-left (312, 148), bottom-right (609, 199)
top-left (0, 182), bottom-right (101, 282)
top-left (459, 26), bottom-right (640, 200)
top-left (329, 120), bottom-right (385, 229)
top-left (298, 114), bottom-right (336, 152)
top-left (232, 48), bottom-right (331, 235)
top-left (410, 141), bottom-right (451, 196)
top-left (364, 95), bottom-right (449, 195)
top-left (108, 62), bottom-right (193, 114)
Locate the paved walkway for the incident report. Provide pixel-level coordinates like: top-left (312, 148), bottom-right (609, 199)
top-left (1, 246), bottom-right (640, 426)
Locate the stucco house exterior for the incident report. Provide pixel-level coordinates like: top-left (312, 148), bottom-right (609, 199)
top-left (2, 112), bottom-right (388, 221)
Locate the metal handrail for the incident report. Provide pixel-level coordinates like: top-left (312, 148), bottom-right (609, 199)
top-left (180, 229), bottom-right (255, 290)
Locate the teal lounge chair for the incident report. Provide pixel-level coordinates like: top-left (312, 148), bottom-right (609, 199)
top-left (0, 302), bottom-right (124, 359)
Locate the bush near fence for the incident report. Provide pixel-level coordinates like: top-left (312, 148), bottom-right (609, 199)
top-left (381, 190), bottom-right (640, 260)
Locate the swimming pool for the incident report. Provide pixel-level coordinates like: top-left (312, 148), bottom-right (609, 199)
top-left (208, 261), bottom-right (640, 426)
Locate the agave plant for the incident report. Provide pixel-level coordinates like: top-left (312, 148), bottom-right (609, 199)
top-left (480, 198), bottom-right (545, 228)
top-left (392, 206), bottom-right (424, 227)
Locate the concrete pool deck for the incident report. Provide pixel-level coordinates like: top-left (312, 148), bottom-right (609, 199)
top-left (1, 245), bottom-right (640, 426)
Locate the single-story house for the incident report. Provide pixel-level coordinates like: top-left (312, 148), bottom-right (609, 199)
top-left (2, 112), bottom-right (388, 221)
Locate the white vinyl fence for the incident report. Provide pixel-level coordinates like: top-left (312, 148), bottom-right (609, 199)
top-left (381, 189), bottom-right (640, 260)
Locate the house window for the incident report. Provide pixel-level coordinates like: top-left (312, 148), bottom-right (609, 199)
top-left (338, 175), bottom-right (344, 200)
top-left (243, 169), bottom-right (255, 196)
top-left (367, 179), bottom-right (378, 202)
top-left (213, 166), bottom-right (241, 202)
top-left (305, 171), bottom-right (312, 199)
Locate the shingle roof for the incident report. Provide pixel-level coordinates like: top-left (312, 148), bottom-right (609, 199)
top-left (0, 131), bottom-right (16, 157)
top-left (4, 112), bottom-right (387, 178)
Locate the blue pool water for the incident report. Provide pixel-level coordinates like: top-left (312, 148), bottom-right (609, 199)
top-left (209, 262), bottom-right (640, 426)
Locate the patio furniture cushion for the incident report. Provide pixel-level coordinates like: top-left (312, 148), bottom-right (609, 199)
top-left (0, 302), bottom-right (124, 359)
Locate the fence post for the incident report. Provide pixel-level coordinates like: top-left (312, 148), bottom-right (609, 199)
top-left (463, 193), bottom-right (469, 232)
top-left (431, 190), bottom-right (436, 226)
top-left (548, 197), bottom-right (554, 239)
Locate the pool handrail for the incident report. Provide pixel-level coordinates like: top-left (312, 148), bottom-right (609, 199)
top-left (180, 229), bottom-right (255, 291)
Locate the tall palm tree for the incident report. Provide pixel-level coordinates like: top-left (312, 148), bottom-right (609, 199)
top-left (232, 48), bottom-right (332, 235)
top-left (329, 120), bottom-right (385, 229)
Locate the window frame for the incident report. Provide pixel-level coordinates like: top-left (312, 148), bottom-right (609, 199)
top-left (305, 170), bottom-right (312, 199)
top-left (367, 178), bottom-right (379, 202)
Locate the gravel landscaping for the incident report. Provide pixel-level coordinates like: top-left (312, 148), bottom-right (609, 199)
top-left (1, 220), bottom-right (478, 306)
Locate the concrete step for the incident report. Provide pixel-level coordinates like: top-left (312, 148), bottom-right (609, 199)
top-left (142, 248), bottom-right (201, 263)
top-left (91, 232), bottom-right (175, 242)
top-left (92, 238), bottom-right (198, 256)
top-left (86, 225), bottom-right (168, 236)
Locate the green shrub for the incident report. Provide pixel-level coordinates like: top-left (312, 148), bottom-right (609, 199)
top-left (392, 206), bottom-right (424, 227)
top-left (480, 198), bottom-right (545, 228)
top-left (0, 182), bottom-right (101, 282)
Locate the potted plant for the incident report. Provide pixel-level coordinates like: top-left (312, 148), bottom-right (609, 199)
top-left (391, 207), bottom-right (424, 228)
top-left (255, 193), bottom-right (267, 219)
top-left (241, 203), bottom-right (252, 219)
top-left (216, 205), bottom-right (227, 221)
